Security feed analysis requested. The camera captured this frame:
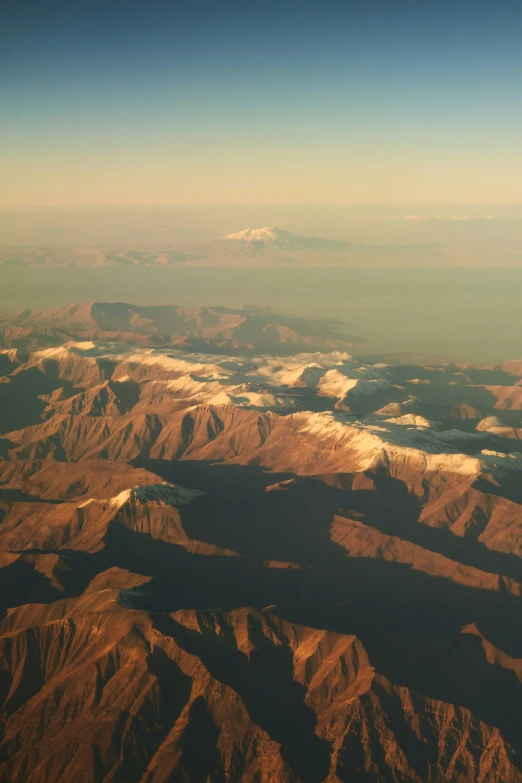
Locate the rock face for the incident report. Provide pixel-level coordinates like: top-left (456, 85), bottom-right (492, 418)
top-left (1, 302), bottom-right (522, 782)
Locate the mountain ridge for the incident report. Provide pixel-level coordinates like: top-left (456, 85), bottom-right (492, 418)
top-left (1, 302), bottom-right (522, 780)
top-left (0, 226), bottom-right (446, 267)
top-left (0, 300), bottom-right (362, 354)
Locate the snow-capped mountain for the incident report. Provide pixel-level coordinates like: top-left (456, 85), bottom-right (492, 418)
top-left (0, 226), bottom-right (441, 267)
top-left (2, 300), bottom-right (522, 783)
top-left (221, 225), bottom-right (352, 251)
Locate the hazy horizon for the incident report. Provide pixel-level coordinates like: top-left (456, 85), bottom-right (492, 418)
top-left (3, 202), bottom-right (522, 248)
top-left (1, 265), bottom-right (520, 363)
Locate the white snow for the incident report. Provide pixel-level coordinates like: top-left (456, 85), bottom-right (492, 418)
top-left (223, 227), bottom-right (278, 241)
top-left (17, 340), bottom-right (522, 492)
top-left (33, 341), bottom-right (96, 360)
top-left (251, 353), bottom-right (352, 389)
top-left (115, 350), bottom-right (226, 378)
top-left (34, 346), bottom-right (72, 359)
top-left (298, 411), bottom-right (483, 477)
top-left (384, 414), bottom-right (432, 428)
top-left (318, 369), bottom-right (358, 398)
top-left (480, 450), bottom-right (522, 470)
top-left (108, 483), bottom-right (203, 508)
top-left (68, 341), bottom-right (96, 350)
top-left (75, 483), bottom-right (203, 511)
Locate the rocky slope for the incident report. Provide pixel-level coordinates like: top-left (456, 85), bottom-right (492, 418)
top-left (1, 302), bottom-right (522, 781)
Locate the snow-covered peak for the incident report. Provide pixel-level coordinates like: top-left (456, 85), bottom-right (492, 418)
top-left (298, 411), bottom-right (486, 477)
top-left (318, 369), bottom-right (359, 399)
top-left (384, 414), bottom-right (432, 428)
top-left (222, 227), bottom-right (279, 241)
top-left (33, 341), bottom-right (96, 360)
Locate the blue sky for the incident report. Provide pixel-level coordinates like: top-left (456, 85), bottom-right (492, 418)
top-left (2, 0), bottom-right (522, 205)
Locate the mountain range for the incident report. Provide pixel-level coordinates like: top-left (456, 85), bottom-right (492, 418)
top-left (0, 301), bottom-right (361, 354)
top-left (1, 301), bottom-right (522, 781)
top-left (0, 227), bottom-right (444, 267)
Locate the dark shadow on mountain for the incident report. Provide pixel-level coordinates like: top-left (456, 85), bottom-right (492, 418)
top-left (108, 378), bottom-right (141, 412)
top-left (131, 458), bottom-right (295, 496)
top-left (350, 469), bottom-right (522, 583)
top-left (473, 474), bottom-right (522, 506)
top-left (153, 613), bottom-right (331, 783)
top-left (6, 502), bottom-right (522, 769)
top-left (0, 488), bottom-right (63, 504)
top-left (0, 377), bottom-right (49, 434)
top-left (105, 646), bottom-right (194, 783)
top-left (0, 355), bottom-right (18, 376)
top-left (169, 695), bottom-right (225, 783)
top-left (132, 460), bottom-right (522, 583)
top-left (0, 558), bottom-right (65, 609)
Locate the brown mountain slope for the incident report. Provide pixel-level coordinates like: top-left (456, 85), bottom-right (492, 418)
top-left (0, 598), bottom-right (520, 783)
top-left (1, 307), bottom-right (522, 781)
top-left (0, 302), bottom-right (361, 354)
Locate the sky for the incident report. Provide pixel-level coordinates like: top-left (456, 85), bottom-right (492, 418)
top-left (2, 0), bottom-right (522, 207)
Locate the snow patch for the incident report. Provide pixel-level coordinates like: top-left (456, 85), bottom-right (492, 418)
top-left (298, 411), bottom-right (482, 477)
top-left (223, 227), bottom-right (278, 241)
top-left (318, 369), bottom-right (358, 398)
top-left (384, 414), bottom-right (432, 428)
top-left (68, 341), bottom-right (96, 350)
top-left (109, 483), bottom-right (203, 508)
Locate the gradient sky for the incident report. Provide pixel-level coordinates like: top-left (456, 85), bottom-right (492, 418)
top-left (2, 0), bottom-right (522, 206)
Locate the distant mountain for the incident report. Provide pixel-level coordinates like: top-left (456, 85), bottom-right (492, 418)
top-left (184, 226), bottom-right (442, 265)
top-left (6, 225), bottom-right (520, 267)
top-left (0, 227), bottom-right (443, 267)
top-left (219, 226), bottom-right (353, 252)
top-left (0, 248), bottom-right (202, 268)
top-left (0, 301), bottom-right (362, 354)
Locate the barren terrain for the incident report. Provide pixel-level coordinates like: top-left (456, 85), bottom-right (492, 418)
top-left (1, 302), bottom-right (522, 781)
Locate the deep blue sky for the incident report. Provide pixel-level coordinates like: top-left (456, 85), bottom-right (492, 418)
top-left (2, 0), bottom-right (522, 205)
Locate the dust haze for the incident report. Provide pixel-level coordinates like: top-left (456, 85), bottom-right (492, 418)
top-left (2, 204), bottom-right (522, 361)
